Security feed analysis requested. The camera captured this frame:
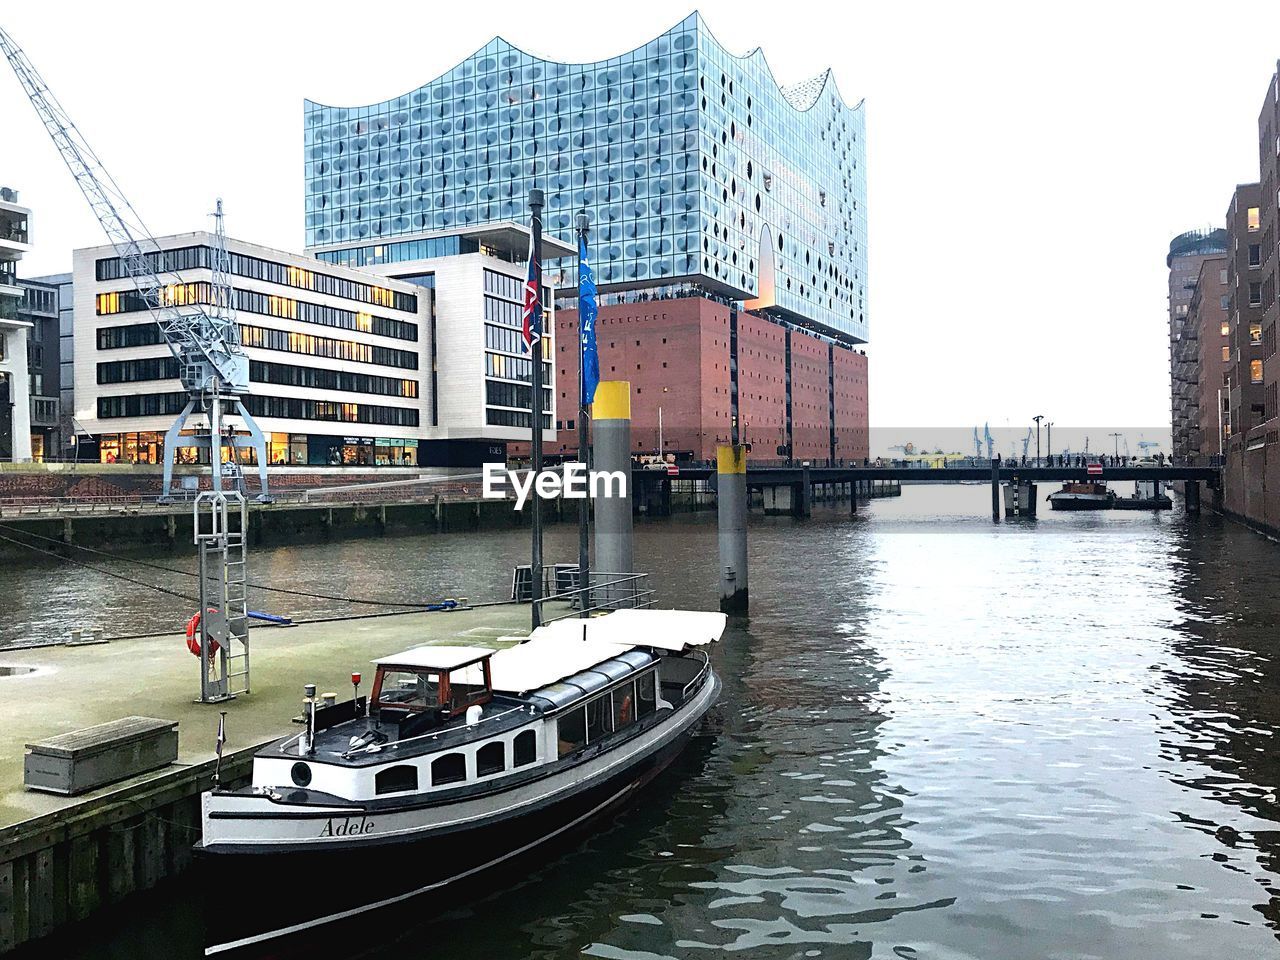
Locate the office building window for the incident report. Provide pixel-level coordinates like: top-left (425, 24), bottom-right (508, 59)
top-left (1249, 244), bottom-right (1261, 267)
top-left (1252, 359), bottom-right (1264, 383)
top-left (1222, 346), bottom-right (1231, 362)
top-left (1247, 207), bottom-right (1260, 232)
top-left (1251, 323), bottom-right (1263, 345)
top-left (1249, 282), bottom-right (1262, 306)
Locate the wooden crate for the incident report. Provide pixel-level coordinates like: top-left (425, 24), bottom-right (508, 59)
top-left (24, 717), bottom-right (179, 796)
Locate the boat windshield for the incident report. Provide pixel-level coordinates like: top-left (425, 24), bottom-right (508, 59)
top-left (376, 669), bottom-right (441, 711)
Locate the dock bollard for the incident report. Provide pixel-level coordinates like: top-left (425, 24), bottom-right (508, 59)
top-left (717, 444), bottom-right (749, 613)
top-left (592, 382), bottom-right (634, 606)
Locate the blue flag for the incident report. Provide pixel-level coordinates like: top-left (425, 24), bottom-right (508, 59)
top-left (578, 233), bottom-right (600, 405)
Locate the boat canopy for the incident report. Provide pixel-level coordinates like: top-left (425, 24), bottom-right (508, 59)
top-left (489, 608), bottom-right (727, 694)
top-left (373, 645), bottom-right (497, 671)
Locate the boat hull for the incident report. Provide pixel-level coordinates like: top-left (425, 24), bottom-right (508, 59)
top-left (199, 672), bottom-right (720, 956)
top-left (1047, 493), bottom-right (1114, 511)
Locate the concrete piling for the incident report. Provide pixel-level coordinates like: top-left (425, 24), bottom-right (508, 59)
top-left (592, 382), bottom-right (634, 604)
top-left (991, 462), bottom-right (1000, 521)
top-left (1184, 479), bottom-right (1201, 514)
top-left (717, 444), bottom-right (749, 613)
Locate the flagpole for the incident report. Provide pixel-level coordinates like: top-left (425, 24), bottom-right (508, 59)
top-left (529, 189), bottom-right (545, 630)
top-left (575, 210), bottom-right (592, 618)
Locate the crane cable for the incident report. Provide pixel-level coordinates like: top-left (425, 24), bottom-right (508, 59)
top-left (0, 522), bottom-right (442, 609)
top-left (0, 531), bottom-right (198, 604)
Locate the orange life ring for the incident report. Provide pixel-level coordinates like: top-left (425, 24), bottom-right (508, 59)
top-left (619, 694), bottom-right (632, 725)
top-left (185, 609), bottom-right (221, 659)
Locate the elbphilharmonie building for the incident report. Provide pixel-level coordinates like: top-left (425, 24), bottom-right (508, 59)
top-left (304, 14), bottom-right (869, 462)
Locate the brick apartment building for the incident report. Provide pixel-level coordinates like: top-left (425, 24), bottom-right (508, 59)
top-left (1218, 61), bottom-right (1280, 529)
top-left (1189, 256), bottom-right (1228, 457)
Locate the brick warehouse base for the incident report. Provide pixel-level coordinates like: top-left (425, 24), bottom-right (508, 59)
top-left (545, 295), bottom-right (868, 463)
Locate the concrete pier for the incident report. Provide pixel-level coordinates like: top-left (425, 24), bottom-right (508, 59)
top-left (592, 382), bottom-right (633, 602)
top-left (1184, 479), bottom-right (1201, 514)
top-left (0, 604), bottom-right (561, 955)
top-left (717, 445), bottom-right (748, 613)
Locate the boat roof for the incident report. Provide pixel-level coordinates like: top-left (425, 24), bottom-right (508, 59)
top-left (490, 608), bottom-right (727, 694)
top-left (373, 609), bottom-right (726, 694)
top-left (373, 645), bottom-right (497, 670)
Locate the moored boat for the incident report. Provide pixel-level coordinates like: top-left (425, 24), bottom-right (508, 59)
top-left (1047, 479), bottom-right (1116, 510)
top-left (198, 606), bottom-right (725, 955)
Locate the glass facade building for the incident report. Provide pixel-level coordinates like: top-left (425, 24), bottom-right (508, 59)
top-left (304, 13), bottom-right (867, 343)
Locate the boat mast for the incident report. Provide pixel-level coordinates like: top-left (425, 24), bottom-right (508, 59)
top-left (576, 209), bottom-right (592, 619)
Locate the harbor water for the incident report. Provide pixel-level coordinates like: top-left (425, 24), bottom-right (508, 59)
top-left (3, 484), bottom-right (1279, 959)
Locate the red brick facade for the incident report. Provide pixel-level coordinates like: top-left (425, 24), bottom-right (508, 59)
top-left (550, 295), bottom-right (868, 462)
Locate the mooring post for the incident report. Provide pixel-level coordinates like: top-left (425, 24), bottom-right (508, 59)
top-left (593, 381), bottom-right (633, 604)
top-left (1184, 479), bottom-right (1201, 515)
top-left (798, 462), bottom-right (812, 518)
top-left (991, 460), bottom-right (1000, 521)
top-left (718, 443), bottom-right (749, 613)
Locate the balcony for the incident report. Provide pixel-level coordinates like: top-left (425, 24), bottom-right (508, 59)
top-left (29, 395), bottom-right (58, 428)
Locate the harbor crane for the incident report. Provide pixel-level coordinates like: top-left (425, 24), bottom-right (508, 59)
top-left (972, 427), bottom-right (983, 459)
top-left (1020, 428), bottom-right (1032, 461)
top-left (1, 26), bottom-right (262, 701)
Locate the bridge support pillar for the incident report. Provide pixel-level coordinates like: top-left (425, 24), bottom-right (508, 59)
top-left (1184, 479), bottom-right (1201, 515)
top-left (717, 445), bottom-right (748, 614)
top-left (763, 484), bottom-right (793, 515)
top-left (1003, 480), bottom-right (1037, 518)
top-left (797, 464), bottom-right (812, 518)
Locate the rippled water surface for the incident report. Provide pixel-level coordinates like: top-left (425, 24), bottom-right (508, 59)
top-left (6, 486), bottom-right (1280, 959)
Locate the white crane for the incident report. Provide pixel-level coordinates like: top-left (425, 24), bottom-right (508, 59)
top-left (0, 26), bottom-right (270, 502)
top-left (1, 25), bottom-right (260, 701)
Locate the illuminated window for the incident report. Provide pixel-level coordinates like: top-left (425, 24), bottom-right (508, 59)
top-left (96, 291), bottom-right (121, 315)
top-left (1221, 322), bottom-right (1230, 336)
top-left (1251, 323), bottom-right (1263, 345)
top-left (356, 312), bottom-right (372, 332)
top-left (1222, 346), bottom-right (1231, 362)
top-left (1252, 359), bottom-right (1264, 383)
top-left (1247, 207), bottom-right (1260, 231)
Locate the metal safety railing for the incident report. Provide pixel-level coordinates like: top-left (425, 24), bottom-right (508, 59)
top-left (538, 570), bottom-right (656, 623)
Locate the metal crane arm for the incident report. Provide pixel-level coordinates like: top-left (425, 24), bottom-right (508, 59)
top-left (0, 26), bottom-right (246, 393)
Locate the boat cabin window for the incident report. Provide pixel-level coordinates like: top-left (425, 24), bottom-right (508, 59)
top-left (374, 669), bottom-right (440, 712)
top-left (477, 741), bottom-right (505, 777)
top-left (636, 671), bottom-right (656, 719)
top-left (613, 680), bottom-right (636, 728)
top-left (431, 752), bottom-right (466, 786)
top-left (375, 765), bottom-right (419, 795)
top-left (586, 693), bottom-right (613, 742)
top-left (514, 729), bottom-right (537, 767)
top-left (445, 661), bottom-right (493, 716)
top-left (557, 707), bottom-right (587, 758)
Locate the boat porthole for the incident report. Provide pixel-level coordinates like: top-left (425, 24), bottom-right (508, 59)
top-left (291, 762), bottom-right (312, 787)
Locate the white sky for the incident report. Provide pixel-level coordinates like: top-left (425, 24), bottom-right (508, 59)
top-left (3, 0), bottom-right (1279, 431)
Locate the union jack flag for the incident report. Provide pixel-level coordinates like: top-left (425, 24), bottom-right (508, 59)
top-left (521, 233), bottom-right (542, 353)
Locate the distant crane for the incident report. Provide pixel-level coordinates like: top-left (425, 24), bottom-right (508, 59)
top-left (972, 427), bottom-right (983, 459)
top-left (888, 442), bottom-right (915, 456)
top-left (0, 26), bottom-right (262, 702)
top-left (1020, 428), bottom-right (1032, 461)
top-left (983, 423), bottom-right (994, 459)
top-left (0, 26), bottom-right (270, 503)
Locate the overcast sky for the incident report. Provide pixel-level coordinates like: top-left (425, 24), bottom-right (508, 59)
top-left (3, 1), bottom-right (1279, 434)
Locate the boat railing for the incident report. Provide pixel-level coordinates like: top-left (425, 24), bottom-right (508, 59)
top-left (539, 571), bottom-right (657, 624)
top-left (322, 703), bottom-right (538, 760)
top-left (681, 649), bottom-right (711, 701)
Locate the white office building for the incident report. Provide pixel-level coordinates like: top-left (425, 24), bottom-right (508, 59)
top-left (0, 186), bottom-right (32, 462)
top-left (73, 226), bottom-right (560, 467)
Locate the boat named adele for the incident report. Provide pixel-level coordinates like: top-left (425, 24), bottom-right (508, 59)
top-left (199, 606), bottom-right (725, 954)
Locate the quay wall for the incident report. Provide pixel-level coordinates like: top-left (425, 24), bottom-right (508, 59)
top-left (0, 748), bottom-right (256, 955)
top-left (1218, 435), bottom-right (1280, 536)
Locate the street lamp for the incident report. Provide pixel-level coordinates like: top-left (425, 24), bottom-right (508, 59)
top-left (1109, 432), bottom-right (1122, 460)
top-left (1033, 414), bottom-right (1044, 465)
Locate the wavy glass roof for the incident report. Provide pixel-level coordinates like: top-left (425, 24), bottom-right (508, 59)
top-left (304, 13), bottom-right (868, 342)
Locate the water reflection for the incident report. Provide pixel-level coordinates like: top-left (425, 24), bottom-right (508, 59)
top-left (9, 486), bottom-right (1280, 958)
